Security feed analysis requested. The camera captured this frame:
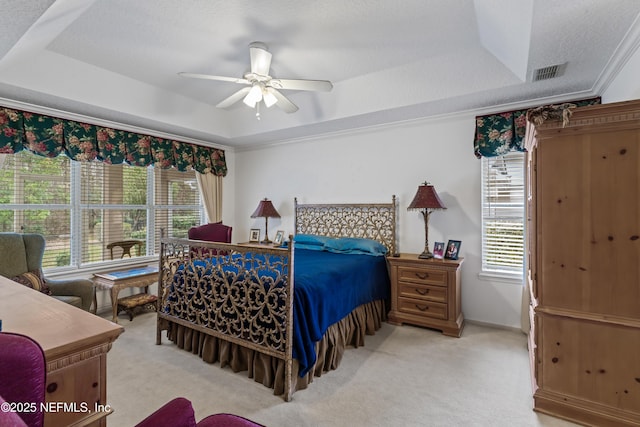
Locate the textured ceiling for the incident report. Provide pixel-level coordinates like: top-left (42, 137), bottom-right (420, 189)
top-left (1, 0), bottom-right (639, 149)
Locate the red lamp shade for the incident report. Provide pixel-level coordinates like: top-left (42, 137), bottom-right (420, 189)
top-left (251, 198), bottom-right (280, 243)
top-left (408, 183), bottom-right (446, 211)
top-left (250, 198), bottom-right (281, 219)
top-left (408, 182), bottom-right (446, 259)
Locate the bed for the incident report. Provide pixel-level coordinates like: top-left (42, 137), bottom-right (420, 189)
top-left (156, 197), bottom-right (397, 401)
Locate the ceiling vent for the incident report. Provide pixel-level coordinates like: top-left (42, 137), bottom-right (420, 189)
top-left (531, 63), bottom-right (567, 81)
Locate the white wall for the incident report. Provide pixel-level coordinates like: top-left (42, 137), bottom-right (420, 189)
top-left (232, 113), bottom-right (525, 329)
top-left (603, 41), bottom-right (640, 103)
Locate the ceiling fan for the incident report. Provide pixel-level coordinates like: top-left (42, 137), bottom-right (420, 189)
top-left (179, 42), bottom-right (333, 119)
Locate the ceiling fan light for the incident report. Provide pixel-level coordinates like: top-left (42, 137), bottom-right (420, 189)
top-left (263, 90), bottom-right (278, 108)
top-left (242, 97), bottom-right (257, 108)
top-left (243, 84), bottom-right (263, 108)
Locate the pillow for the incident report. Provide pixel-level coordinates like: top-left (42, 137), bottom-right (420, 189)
top-left (294, 242), bottom-right (327, 251)
top-left (10, 269), bottom-right (51, 295)
top-left (323, 237), bottom-right (388, 256)
top-left (293, 234), bottom-right (332, 246)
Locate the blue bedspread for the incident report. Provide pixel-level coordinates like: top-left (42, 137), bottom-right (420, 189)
top-left (292, 249), bottom-right (390, 375)
top-left (164, 248), bottom-right (389, 377)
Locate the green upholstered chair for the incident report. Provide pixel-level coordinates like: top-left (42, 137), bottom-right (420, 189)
top-left (0, 233), bottom-right (94, 311)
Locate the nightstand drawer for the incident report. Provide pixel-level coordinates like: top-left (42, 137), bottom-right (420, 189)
top-left (397, 297), bottom-right (447, 320)
top-left (398, 282), bottom-right (446, 303)
top-left (397, 266), bottom-right (447, 286)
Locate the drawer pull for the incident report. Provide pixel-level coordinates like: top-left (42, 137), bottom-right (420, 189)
top-left (415, 288), bottom-right (430, 295)
top-left (46, 382), bottom-right (58, 393)
top-left (415, 304), bottom-right (429, 311)
top-left (415, 272), bottom-right (429, 280)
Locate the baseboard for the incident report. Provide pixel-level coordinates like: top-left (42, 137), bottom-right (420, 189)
top-left (465, 319), bottom-right (524, 334)
top-left (535, 389), bottom-right (640, 426)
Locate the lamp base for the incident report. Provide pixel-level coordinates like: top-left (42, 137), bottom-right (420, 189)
top-left (418, 250), bottom-right (434, 259)
top-left (261, 238), bottom-right (272, 244)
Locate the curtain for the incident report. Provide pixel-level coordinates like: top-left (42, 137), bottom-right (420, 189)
top-left (474, 110), bottom-right (527, 158)
top-left (22, 113), bottom-right (65, 158)
top-left (65, 120), bottom-right (98, 161)
top-left (0, 108), bottom-right (24, 153)
top-left (0, 106), bottom-right (227, 176)
top-left (196, 172), bottom-right (223, 223)
top-left (473, 97), bottom-right (601, 158)
top-left (151, 137), bottom-right (174, 169)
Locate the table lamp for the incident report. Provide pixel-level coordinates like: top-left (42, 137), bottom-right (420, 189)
top-left (408, 182), bottom-right (446, 259)
top-left (251, 198), bottom-right (281, 243)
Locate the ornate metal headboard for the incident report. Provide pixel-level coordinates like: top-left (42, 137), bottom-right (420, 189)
top-left (294, 196), bottom-right (397, 256)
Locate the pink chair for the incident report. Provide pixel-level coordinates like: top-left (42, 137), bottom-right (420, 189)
top-left (134, 397), bottom-right (264, 427)
top-left (188, 223), bottom-right (232, 243)
top-left (188, 223), bottom-right (233, 258)
top-left (0, 334), bottom-right (261, 427)
top-left (0, 332), bottom-right (47, 427)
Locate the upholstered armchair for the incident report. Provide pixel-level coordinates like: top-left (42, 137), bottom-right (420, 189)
top-left (188, 222), bottom-right (233, 243)
top-left (134, 397), bottom-right (264, 427)
top-left (188, 223), bottom-right (233, 258)
top-left (0, 233), bottom-right (94, 311)
top-left (0, 332), bottom-right (47, 427)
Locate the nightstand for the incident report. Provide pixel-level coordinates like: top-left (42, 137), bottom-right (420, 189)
top-left (237, 242), bottom-right (284, 249)
top-left (387, 254), bottom-right (464, 337)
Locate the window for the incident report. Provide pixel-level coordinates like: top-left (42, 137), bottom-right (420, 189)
top-left (480, 151), bottom-right (525, 277)
top-left (0, 151), bottom-right (203, 271)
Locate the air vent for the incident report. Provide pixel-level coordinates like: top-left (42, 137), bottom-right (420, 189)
top-left (532, 63), bottom-right (567, 81)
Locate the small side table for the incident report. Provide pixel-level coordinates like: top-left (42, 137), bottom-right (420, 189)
top-left (387, 254), bottom-right (464, 337)
top-left (93, 265), bottom-right (159, 323)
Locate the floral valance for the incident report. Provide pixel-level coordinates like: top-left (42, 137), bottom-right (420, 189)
top-left (0, 108), bottom-right (227, 176)
top-left (473, 97), bottom-right (601, 158)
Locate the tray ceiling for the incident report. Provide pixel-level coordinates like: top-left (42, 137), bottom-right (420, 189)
top-left (1, 0), bottom-right (639, 149)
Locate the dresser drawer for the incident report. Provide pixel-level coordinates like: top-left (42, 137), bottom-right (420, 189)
top-left (397, 297), bottom-right (447, 320)
top-left (398, 282), bottom-right (446, 303)
top-left (45, 356), bottom-right (102, 426)
top-left (397, 266), bottom-right (447, 286)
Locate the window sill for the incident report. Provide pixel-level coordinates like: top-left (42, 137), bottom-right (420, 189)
top-left (45, 257), bottom-right (158, 280)
top-left (478, 271), bottom-right (524, 285)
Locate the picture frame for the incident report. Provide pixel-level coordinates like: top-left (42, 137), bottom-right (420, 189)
top-left (433, 241), bottom-right (445, 259)
top-left (444, 240), bottom-right (461, 260)
top-left (273, 230), bottom-right (285, 246)
top-left (249, 228), bottom-right (260, 243)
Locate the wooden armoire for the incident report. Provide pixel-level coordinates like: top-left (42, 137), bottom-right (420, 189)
top-left (526, 99), bottom-right (640, 426)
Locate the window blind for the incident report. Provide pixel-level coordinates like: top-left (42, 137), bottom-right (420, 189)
top-left (152, 167), bottom-right (201, 254)
top-left (0, 152), bottom-right (71, 268)
top-left (481, 151), bottom-right (525, 275)
top-left (80, 162), bottom-right (149, 264)
top-left (0, 151), bottom-right (203, 271)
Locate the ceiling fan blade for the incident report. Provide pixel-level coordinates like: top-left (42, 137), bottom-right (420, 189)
top-left (249, 42), bottom-right (272, 76)
top-left (178, 72), bottom-right (249, 85)
top-left (270, 78), bottom-right (333, 92)
top-left (266, 87), bottom-right (298, 113)
top-left (216, 87), bottom-right (252, 109)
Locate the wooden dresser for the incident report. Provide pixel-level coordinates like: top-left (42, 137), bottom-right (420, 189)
top-left (526, 99), bottom-right (640, 426)
top-left (387, 254), bottom-right (463, 337)
top-left (0, 276), bottom-right (123, 427)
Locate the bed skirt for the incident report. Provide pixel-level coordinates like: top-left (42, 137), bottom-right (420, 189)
top-left (164, 299), bottom-right (387, 396)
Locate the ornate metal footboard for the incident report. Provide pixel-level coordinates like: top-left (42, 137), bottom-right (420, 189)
top-left (156, 239), bottom-right (296, 401)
